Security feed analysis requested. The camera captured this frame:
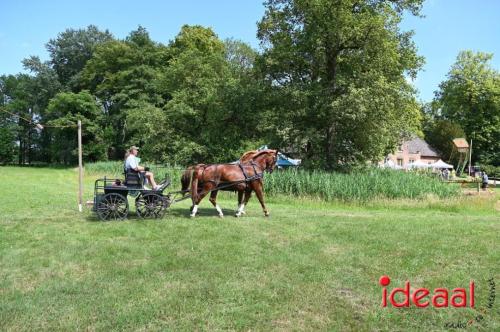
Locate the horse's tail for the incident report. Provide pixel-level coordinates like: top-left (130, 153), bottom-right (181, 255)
top-left (191, 165), bottom-right (203, 203)
top-left (182, 164), bottom-right (205, 197)
top-left (181, 166), bottom-right (193, 195)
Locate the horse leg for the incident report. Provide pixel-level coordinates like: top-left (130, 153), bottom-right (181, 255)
top-left (240, 190), bottom-right (252, 215)
top-left (237, 190), bottom-right (246, 215)
top-left (237, 191), bottom-right (243, 211)
top-left (253, 182), bottom-right (269, 217)
top-left (235, 190), bottom-right (252, 217)
top-left (209, 190), bottom-right (223, 218)
top-left (190, 183), bottom-right (214, 218)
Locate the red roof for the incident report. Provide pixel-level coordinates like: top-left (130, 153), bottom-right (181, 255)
top-left (452, 138), bottom-right (469, 149)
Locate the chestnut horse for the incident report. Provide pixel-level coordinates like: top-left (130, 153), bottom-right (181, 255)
top-left (180, 150), bottom-right (260, 214)
top-left (180, 150), bottom-right (258, 194)
top-left (190, 149), bottom-right (278, 218)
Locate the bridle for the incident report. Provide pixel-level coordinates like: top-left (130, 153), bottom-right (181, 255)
top-left (266, 151), bottom-right (278, 173)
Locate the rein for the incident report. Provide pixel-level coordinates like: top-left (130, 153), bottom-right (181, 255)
top-left (238, 161), bottom-right (263, 181)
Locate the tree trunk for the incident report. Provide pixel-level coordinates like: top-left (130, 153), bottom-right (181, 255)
top-left (325, 125), bottom-right (335, 170)
top-left (324, 41), bottom-right (339, 170)
top-left (18, 135), bottom-right (24, 165)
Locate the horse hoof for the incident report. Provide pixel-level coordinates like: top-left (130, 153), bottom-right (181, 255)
top-left (218, 214), bottom-right (224, 218)
top-left (234, 214), bottom-right (240, 218)
top-left (264, 213), bottom-right (270, 217)
top-left (190, 214), bottom-right (196, 218)
top-left (241, 210), bottom-right (246, 215)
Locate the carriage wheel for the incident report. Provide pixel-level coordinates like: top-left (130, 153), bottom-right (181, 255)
top-left (135, 193), bottom-right (169, 219)
top-left (96, 193), bottom-right (129, 221)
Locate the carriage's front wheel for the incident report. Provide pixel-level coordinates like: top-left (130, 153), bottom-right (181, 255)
top-left (135, 193), bottom-right (169, 219)
top-left (96, 193), bottom-right (129, 221)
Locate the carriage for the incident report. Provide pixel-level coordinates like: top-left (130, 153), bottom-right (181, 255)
top-left (92, 149), bottom-right (278, 220)
top-left (92, 171), bottom-right (175, 221)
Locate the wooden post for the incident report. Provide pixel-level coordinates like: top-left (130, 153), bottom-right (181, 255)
top-left (468, 139), bottom-right (472, 176)
top-left (78, 120), bottom-right (83, 212)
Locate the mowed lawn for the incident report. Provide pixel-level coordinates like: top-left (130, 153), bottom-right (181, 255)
top-left (0, 167), bottom-right (498, 331)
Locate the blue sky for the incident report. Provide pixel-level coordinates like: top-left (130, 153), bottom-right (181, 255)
top-left (1, 0), bottom-right (499, 102)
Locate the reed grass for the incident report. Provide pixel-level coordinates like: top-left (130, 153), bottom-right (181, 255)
top-left (265, 168), bottom-right (460, 201)
top-left (85, 162), bottom-right (459, 201)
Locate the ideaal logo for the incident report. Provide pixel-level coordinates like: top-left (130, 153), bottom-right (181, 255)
top-left (379, 275), bottom-right (474, 308)
top-left (379, 275), bottom-right (496, 329)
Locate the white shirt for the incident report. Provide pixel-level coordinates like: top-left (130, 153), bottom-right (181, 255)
top-left (125, 154), bottom-right (139, 171)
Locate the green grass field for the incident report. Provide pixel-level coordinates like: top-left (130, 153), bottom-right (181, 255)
top-left (0, 166), bottom-right (498, 331)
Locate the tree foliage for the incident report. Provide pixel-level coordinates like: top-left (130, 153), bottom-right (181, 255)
top-left (45, 91), bottom-right (105, 163)
top-left (256, 0), bottom-right (424, 169)
top-left (0, 110), bottom-right (17, 164)
top-left (3, 12), bottom-right (496, 170)
top-left (434, 51), bottom-right (500, 166)
top-left (81, 27), bottom-right (169, 159)
top-left (424, 118), bottom-right (466, 164)
top-left (47, 25), bottom-right (113, 89)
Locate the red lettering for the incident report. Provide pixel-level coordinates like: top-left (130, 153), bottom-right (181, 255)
top-left (380, 278), bottom-right (475, 309)
top-left (382, 288), bottom-right (387, 307)
top-left (432, 288), bottom-right (449, 307)
top-left (470, 281), bottom-right (475, 308)
top-left (412, 288), bottom-right (430, 307)
top-left (451, 288), bottom-right (467, 307)
top-left (390, 281), bottom-right (410, 307)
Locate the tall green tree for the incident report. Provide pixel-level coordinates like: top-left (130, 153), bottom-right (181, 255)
top-left (424, 118), bottom-right (466, 164)
top-left (0, 74), bottom-right (41, 164)
top-left (0, 107), bottom-right (17, 164)
top-left (257, 0), bottom-right (424, 169)
top-left (434, 51), bottom-right (500, 166)
top-left (82, 27), bottom-right (170, 159)
top-left (21, 56), bottom-right (62, 162)
top-left (1, 57), bottom-right (62, 164)
top-left (45, 91), bottom-right (105, 163)
top-left (153, 27), bottom-right (264, 164)
top-left (47, 25), bottom-right (114, 90)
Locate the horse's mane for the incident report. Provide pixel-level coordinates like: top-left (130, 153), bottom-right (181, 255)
top-left (239, 150), bottom-right (258, 163)
top-left (247, 149), bottom-right (276, 161)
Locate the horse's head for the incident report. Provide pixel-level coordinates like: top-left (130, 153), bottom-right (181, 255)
top-left (252, 149), bottom-right (278, 173)
top-left (268, 149), bottom-right (278, 173)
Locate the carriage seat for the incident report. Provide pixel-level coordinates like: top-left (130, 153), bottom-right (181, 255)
top-left (124, 168), bottom-right (145, 189)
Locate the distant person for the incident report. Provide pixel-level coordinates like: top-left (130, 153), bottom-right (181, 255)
top-left (451, 169), bottom-right (456, 179)
top-left (125, 146), bottom-right (160, 190)
top-left (481, 172), bottom-right (489, 190)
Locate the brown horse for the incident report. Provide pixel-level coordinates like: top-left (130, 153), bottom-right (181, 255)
top-left (180, 150), bottom-right (258, 194)
top-left (190, 149), bottom-right (278, 218)
top-left (180, 151), bottom-right (260, 214)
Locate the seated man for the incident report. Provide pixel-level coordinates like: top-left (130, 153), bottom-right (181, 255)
top-left (125, 146), bottom-right (160, 190)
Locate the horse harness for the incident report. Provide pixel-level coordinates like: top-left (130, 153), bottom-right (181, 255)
top-left (198, 161), bottom-right (264, 190)
top-left (238, 161), bottom-right (264, 182)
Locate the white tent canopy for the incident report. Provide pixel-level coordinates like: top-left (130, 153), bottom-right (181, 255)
top-left (381, 159), bottom-right (403, 169)
top-left (430, 159), bottom-right (454, 169)
top-left (409, 160), bottom-right (430, 169)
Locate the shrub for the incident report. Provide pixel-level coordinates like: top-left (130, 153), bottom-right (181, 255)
top-left (481, 164), bottom-right (500, 178)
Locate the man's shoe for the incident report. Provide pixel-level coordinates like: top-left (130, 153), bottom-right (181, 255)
top-left (156, 180), bottom-right (170, 191)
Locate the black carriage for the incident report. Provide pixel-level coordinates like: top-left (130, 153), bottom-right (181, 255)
top-left (92, 171), bottom-right (172, 221)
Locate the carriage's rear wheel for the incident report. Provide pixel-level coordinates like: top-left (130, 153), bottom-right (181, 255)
top-left (96, 193), bottom-right (128, 221)
top-left (135, 193), bottom-right (169, 219)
